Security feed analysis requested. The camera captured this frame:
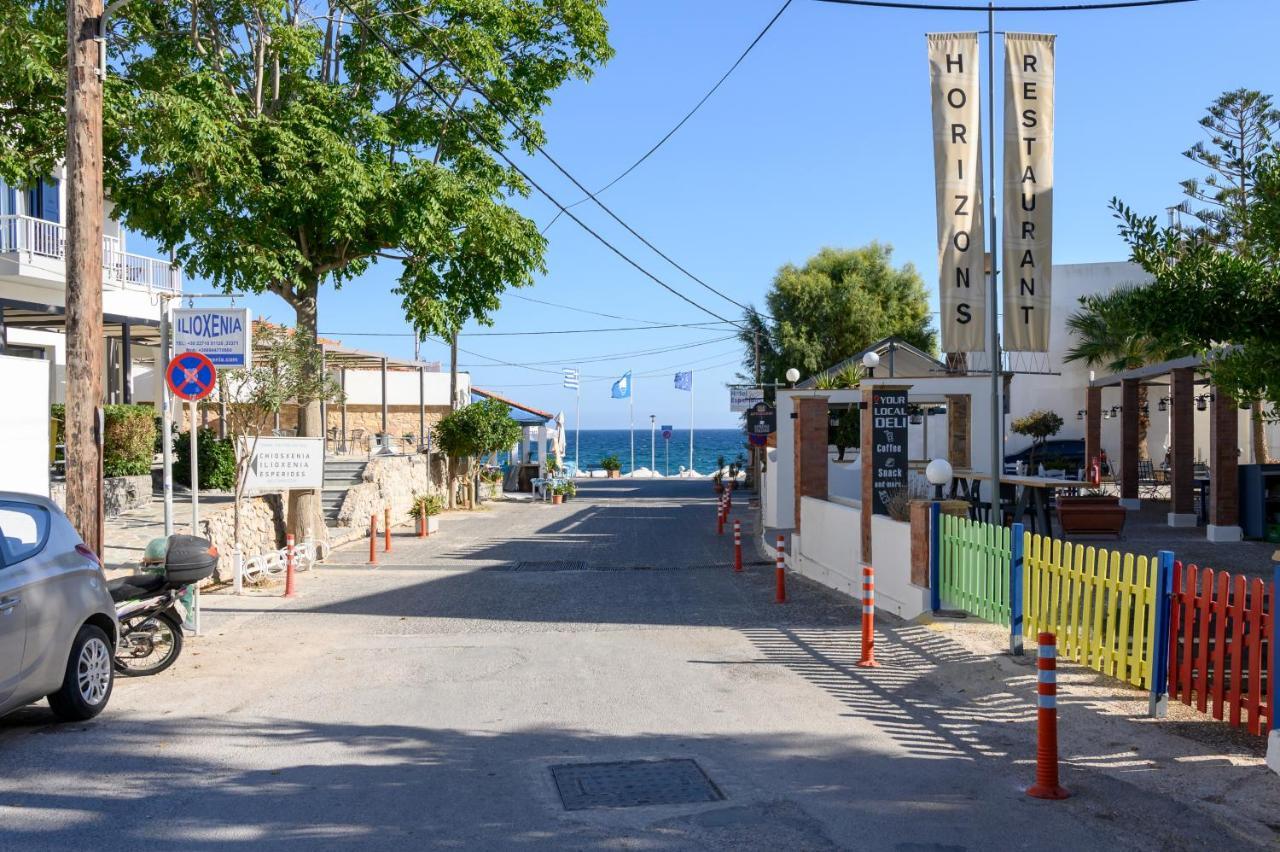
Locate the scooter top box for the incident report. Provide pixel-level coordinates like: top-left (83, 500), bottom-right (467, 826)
top-left (164, 534), bottom-right (218, 585)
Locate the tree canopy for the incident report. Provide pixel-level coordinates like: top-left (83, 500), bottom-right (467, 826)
top-left (433, 398), bottom-right (521, 460)
top-left (738, 243), bottom-right (936, 384)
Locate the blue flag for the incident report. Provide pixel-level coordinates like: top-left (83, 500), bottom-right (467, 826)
top-left (674, 371), bottom-right (692, 391)
top-left (611, 371), bottom-right (632, 399)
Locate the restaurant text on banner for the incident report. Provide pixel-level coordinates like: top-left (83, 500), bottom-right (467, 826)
top-left (928, 32), bottom-right (985, 353)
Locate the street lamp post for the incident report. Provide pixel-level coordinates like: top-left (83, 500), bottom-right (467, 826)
top-left (649, 414), bottom-right (656, 478)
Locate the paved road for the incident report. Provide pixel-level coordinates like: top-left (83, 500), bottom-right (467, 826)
top-left (0, 479), bottom-right (1272, 850)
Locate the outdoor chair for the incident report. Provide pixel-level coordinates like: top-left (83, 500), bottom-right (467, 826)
top-left (1137, 459), bottom-right (1161, 499)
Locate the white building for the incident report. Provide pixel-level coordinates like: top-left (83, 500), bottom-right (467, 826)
top-left (0, 169), bottom-right (181, 405)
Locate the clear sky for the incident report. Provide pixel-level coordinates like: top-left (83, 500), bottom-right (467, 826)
top-left (173, 0), bottom-right (1280, 428)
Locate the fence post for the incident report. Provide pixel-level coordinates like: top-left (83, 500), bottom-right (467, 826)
top-left (929, 501), bottom-right (941, 613)
top-left (1267, 564), bottom-right (1279, 775)
top-left (1010, 522), bottom-right (1025, 657)
top-left (1148, 550), bottom-right (1175, 718)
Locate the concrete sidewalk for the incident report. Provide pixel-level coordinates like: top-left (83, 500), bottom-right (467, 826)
top-left (1, 478), bottom-right (1274, 850)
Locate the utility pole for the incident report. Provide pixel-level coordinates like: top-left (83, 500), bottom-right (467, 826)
top-left (64, 0), bottom-right (105, 553)
top-left (449, 331), bottom-right (459, 410)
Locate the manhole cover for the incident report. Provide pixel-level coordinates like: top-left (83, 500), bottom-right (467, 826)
top-left (550, 758), bottom-right (725, 810)
top-left (513, 560), bottom-right (588, 572)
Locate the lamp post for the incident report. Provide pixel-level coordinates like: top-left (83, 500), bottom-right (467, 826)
top-left (926, 457), bottom-right (954, 501)
top-left (785, 367), bottom-right (800, 388)
top-left (650, 414), bottom-right (656, 477)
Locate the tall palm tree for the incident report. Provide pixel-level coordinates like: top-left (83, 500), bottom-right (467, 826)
top-left (1064, 285), bottom-right (1188, 460)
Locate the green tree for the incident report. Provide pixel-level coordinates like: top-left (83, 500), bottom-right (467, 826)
top-left (1010, 409), bottom-right (1064, 468)
top-left (738, 244), bottom-right (935, 385)
top-left (1064, 285), bottom-right (1187, 459)
top-left (433, 398), bottom-right (521, 508)
top-left (0, 0), bottom-right (611, 538)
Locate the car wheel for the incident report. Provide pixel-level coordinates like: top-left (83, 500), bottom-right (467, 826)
top-left (47, 624), bottom-right (114, 721)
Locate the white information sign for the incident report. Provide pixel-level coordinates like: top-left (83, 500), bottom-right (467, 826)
top-left (173, 307), bottom-right (253, 368)
top-left (239, 436), bottom-right (324, 493)
top-left (729, 386), bottom-right (765, 413)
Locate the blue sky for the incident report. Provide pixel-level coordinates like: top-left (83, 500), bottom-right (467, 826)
top-left (175, 0), bottom-right (1280, 428)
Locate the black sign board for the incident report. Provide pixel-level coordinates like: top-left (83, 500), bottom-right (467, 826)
top-left (870, 389), bottom-right (909, 516)
top-left (746, 401), bottom-right (776, 436)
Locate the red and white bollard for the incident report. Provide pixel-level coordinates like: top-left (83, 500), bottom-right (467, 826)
top-left (418, 504), bottom-right (426, 538)
top-left (774, 534), bottom-right (787, 603)
top-left (733, 519), bottom-right (743, 573)
top-left (856, 564), bottom-right (879, 667)
top-left (283, 533), bottom-right (297, 598)
top-left (717, 494), bottom-right (725, 535)
top-left (384, 506), bottom-right (392, 552)
top-left (368, 514), bottom-right (378, 565)
top-left (1027, 631), bottom-right (1069, 800)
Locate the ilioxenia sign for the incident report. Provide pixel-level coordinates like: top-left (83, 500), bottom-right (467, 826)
top-left (870, 389), bottom-right (909, 516)
top-left (239, 437), bottom-right (324, 494)
top-left (173, 307), bottom-right (253, 368)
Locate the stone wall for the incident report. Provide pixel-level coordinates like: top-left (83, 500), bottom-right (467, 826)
top-left (104, 475), bottom-right (152, 517)
top-left (197, 494), bottom-right (287, 583)
top-left (336, 454), bottom-right (447, 531)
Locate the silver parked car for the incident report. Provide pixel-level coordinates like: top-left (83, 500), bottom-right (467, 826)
top-left (0, 492), bottom-right (118, 720)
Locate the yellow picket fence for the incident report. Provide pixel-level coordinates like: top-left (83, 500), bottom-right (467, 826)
top-left (1022, 533), bottom-right (1159, 689)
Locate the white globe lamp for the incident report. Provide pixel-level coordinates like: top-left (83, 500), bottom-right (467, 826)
top-left (785, 367), bottom-right (800, 386)
top-left (861, 351), bottom-right (880, 377)
top-left (925, 457), bottom-right (953, 501)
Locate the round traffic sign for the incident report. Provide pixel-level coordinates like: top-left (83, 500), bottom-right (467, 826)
top-left (166, 351), bottom-right (217, 401)
top-left (662, 429), bottom-right (673, 441)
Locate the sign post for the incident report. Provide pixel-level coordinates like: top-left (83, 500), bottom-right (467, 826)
top-left (661, 424), bottom-right (673, 476)
top-left (165, 351), bottom-right (217, 635)
top-left (870, 389), bottom-right (909, 516)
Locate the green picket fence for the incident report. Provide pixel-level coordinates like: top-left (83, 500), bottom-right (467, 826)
top-left (938, 513), bottom-right (1012, 625)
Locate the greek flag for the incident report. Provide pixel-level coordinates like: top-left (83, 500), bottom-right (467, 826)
top-left (611, 371), bottom-right (632, 399)
top-left (563, 368), bottom-right (579, 390)
top-left (674, 371), bottom-right (692, 391)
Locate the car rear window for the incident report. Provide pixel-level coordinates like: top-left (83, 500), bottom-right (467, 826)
top-left (0, 501), bottom-right (52, 567)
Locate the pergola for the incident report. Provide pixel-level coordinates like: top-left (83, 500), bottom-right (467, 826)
top-left (1086, 353), bottom-right (1241, 542)
top-left (315, 339), bottom-right (443, 455)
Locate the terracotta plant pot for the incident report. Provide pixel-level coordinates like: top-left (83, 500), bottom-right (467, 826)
top-left (607, 470), bottom-right (620, 479)
top-left (552, 494), bottom-right (563, 505)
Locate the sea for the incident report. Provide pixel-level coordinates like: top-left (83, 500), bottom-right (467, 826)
top-left (538, 428), bottom-right (748, 476)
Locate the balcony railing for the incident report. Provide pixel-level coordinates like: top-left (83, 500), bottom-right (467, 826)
top-left (0, 214), bottom-right (180, 294)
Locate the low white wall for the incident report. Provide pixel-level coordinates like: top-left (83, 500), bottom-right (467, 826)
top-left (828, 459), bottom-right (860, 501)
top-left (869, 514), bottom-right (930, 619)
top-left (793, 496), bottom-right (931, 621)
top-left (0, 354), bottom-right (50, 496)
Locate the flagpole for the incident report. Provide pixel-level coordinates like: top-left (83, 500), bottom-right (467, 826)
top-left (629, 376), bottom-right (635, 475)
top-left (689, 372), bottom-right (694, 474)
top-left (574, 372), bottom-right (580, 472)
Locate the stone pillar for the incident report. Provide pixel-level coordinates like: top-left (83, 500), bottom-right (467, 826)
top-left (946, 394), bottom-right (971, 470)
top-left (793, 395), bottom-right (829, 534)
top-left (1120, 379), bottom-right (1140, 509)
top-left (1085, 386), bottom-right (1102, 473)
top-left (1168, 368), bottom-right (1196, 526)
top-left (909, 500), bottom-right (930, 587)
top-left (1208, 386), bottom-right (1242, 542)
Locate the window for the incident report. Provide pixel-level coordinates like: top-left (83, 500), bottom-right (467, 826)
top-left (0, 501), bottom-right (51, 567)
top-left (25, 178), bottom-right (59, 223)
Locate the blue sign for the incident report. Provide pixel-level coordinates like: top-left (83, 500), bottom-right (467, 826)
top-left (661, 424), bottom-right (673, 441)
top-left (166, 351), bottom-right (217, 401)
top-left (173, 307), bottom-right (252, 368)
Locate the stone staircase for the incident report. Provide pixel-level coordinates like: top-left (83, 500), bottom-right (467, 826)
top-left (322, 459), bottom-right (368, 525)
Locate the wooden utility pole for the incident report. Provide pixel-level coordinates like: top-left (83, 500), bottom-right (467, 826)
top-left (449, 332), bottom-right (459, 410)
top-left (64, 0), bottom-right (105, 553)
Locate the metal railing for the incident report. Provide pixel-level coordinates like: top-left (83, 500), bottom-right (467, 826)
top-left (0, 214), bottom-right (180, 293)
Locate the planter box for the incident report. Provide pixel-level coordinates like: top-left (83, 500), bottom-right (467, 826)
top-left (607, 470), bottom-right (620, 479)
top-left (1058, 495), bottom-right (1126, 537)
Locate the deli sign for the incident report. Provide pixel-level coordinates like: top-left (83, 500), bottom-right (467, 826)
top-left (870, 389), bottom-right (909, 516)
top-left (173, 307), bottom-right (253, 368)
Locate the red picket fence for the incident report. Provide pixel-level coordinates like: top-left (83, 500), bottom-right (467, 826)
top-left (1168, 562), bottom-right (1273, 735)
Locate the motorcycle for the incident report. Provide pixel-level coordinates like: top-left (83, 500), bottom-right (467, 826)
top-left (107, 534), bottom-right (218, 677)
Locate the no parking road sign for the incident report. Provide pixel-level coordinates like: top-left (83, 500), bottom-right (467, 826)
top-left (661, 424), bottom-right (673, 441)
top-left (166, 351), bottom-right (217, 401)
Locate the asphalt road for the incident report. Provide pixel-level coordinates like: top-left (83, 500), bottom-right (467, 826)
top-left (0, 479), bottom-right (1273, 850)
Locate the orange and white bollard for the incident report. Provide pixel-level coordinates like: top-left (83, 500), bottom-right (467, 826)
top-left (283, 533), bottom-right (297, 598)
top-left (1027, 631), bottom-right (1069, 800)
top-left (384, 506), bottom-right (392, 552)
top-left (856, 564), bottom-right (879, 667)
top-left (717, 494), bottom-right (725, 535)
top-left (368, 514), bottom-right (378, 565)
top-left (774, 534), bottom-right (787, 603)
top-left (733, 519), bottom-right (743, 572)
top-left (418, 504), bottom-right (426, 538)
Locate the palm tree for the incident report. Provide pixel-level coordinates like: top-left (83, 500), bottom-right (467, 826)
top-left (1064, 285), bottom-right (1188, 460)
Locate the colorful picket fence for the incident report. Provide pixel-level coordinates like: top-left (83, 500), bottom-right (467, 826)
top-left (938, 513), bottom-right (1012, 625)
top-left (1169, 562), bottom-right (1273, 735)
top-left (1022, 534), bottom-right (1159, 690)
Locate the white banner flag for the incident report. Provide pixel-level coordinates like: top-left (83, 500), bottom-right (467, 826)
top-left (1002, 33), bottom-right (1055, 352)
top-left (928, 32), bottom-right (985, 354)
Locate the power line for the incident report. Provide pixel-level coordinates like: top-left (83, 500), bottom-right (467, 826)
top-left (812, 0), bottom-right (1194, 10)
top-left (509, 293), bottom-right (710, 326)
top-left (542, 0), bottom-right (794, 232)
top-left (380, 0), bottom-right (762, 320)
top-left (336, 0), bottom-right (742, 327)
top-left (325, 320), bottom-right (733, 337)
top-left (458, 335), bottom-right (737, 368)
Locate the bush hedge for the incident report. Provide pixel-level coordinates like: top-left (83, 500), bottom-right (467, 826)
top-left (102, 404), bottom-right (158, 477)
top-left (174, 428), bottom-right (237, 491)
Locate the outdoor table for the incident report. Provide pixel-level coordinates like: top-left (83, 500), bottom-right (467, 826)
top-left (951, 471), bottom-right (1086, 534)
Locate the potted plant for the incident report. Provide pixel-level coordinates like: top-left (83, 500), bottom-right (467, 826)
top-left (564, 480), bottom-right (577, 501)
top-left (407, 492), bottom-right (445, 535)
top-left (712, 470), bottom-right (724, 493)
top-left (545, 455), bottom-right (560, 475)
top-left (600, 454), bottom-right (622, 479)
top-left (551, 481), bottom-right (570, 504)
top-left (1057, 489), bottom-right (1126, 537)
top-left (1011, 409), bottom-right (1064, 470)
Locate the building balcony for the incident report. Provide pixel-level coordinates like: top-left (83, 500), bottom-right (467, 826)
top-left (0, 214), bottom-right (180, 295)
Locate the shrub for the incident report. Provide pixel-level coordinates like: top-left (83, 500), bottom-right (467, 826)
top-left (1011, 409), bottom-right (1065, 465)
top-left (103, 404), bottom-right (157, 477)
top-left (174, 428), bottom-right (237, 490)
top-left (408, 492), bottom-right (445, 520)
top-left (599, 454), bottom-right (622, 472)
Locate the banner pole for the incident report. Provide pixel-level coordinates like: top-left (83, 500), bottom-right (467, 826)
top-left (630, 379), bottom-right (635, 475)
top-left (574, 374), bottom-right (580, 471)
top-left (689, 374), bottom-right (695, 473)
top-left (987, 2), bottom-right (1003, 519)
